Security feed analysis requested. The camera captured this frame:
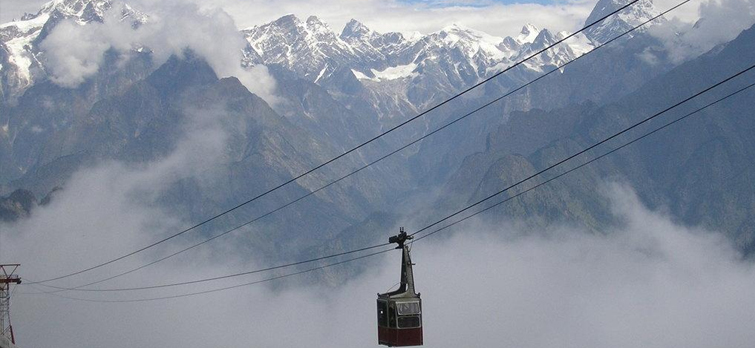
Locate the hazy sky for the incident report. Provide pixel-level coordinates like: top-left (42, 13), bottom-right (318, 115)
top-left (0, 0), bottom-right (707, 37)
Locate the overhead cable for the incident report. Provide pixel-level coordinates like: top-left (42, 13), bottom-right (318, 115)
top-left (413, 81), bottom-right (755, 242)
top-left (31, 0), bottom-right (643, 284)
top-left (407, 63), bottom-right (755, 239)
top-left (31, 76), bottom-right (755, 302)
top-left (35, 59), bottom-right (755, 294)
top-left (35, 0), bottom-right (669, 290)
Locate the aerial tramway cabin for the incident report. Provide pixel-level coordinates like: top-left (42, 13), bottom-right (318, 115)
top-left (377, 229), bottom-right (423, 346)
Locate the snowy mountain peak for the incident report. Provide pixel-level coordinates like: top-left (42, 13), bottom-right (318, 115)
top-left (306, 15), bottom-right (327, 28)
top-left (521, 23), bottom-right (538, 35)
top-left (34, 0), bottom-right (145, 25)
top-left (306, 15), bottom-right (340, 42)
top-left (517, 24), bottom-right (540, 44)
top-left (498, 36), bottom-right (519, 51)
top-left (436, 23), bottom-right (503, 45)
top-left (584, 0), bottom-right (660, 44)
top-left (268, 13), bottom-right (301, 29)
top-left (3, 6), bottom-right (593, 113)
top-left (251, 14), bottom-right (337, 41)
top-left (243, 14), bottom-right (359, 79)
top-left (0, 0), bottom-right (147, 103)
top-left (341, 19), bottom-right (372, 39)
top-left (430, 23), bottom-right (509, 63)
top-left (441, 23), bottom-right (468, 32)
top-left (37, 0), bottom-right (112, 22)
top-left (532, 29), bottom-right (556, 47)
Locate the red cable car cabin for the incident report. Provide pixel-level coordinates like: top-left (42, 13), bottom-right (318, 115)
top-left (377, 229), bottom-right (423, 347)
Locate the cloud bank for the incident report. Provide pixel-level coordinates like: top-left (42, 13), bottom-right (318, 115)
top-left (38, 16), bottom-right (135, 88)
top-left (39, 0), bottom-right (279, 103)
top-left (649, 0), bottom-right (755, 63)
top-left (3, 177), bottom-right (755, 348)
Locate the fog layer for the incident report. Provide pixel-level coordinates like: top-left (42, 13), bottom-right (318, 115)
top-left (3, 179), bottom-right (754, 347)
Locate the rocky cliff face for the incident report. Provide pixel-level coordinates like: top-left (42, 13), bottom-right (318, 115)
top-left (0, 189), bottom-right (37, 222)
top-left (584, 0), bottom-right (661, 44)
top-left (437, 24), bottom-right (755, 252)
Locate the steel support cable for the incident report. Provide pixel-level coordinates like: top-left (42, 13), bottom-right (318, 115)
top-left (407, 63), bottom-right (755, 239)
top-left (31, 0), bottom-right (676, 292)
top-left (33, 58), bottom-right (753, 295)
top-left (21, 75), bottom-right (755, 303)
top-left (23, 248), bottom-right (394, 303)
top-left (29, 0), bottom-right (642, 285)
top-left (25, 241), bottom-right (391, 293)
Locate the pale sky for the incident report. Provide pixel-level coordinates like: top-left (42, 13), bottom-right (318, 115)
top-left (0, 0), bottom-right (705, 38)
top-left (0, 0), bottom-right (47, 22)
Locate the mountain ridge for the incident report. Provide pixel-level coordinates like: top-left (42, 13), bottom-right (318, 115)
top-left (2, 0), bottom-right (664, 110)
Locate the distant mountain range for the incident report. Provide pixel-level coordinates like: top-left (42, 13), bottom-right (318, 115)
top-left (2, 0), bottom-right (754, 268)
top-left (1, 0), bottom-right (662, 112)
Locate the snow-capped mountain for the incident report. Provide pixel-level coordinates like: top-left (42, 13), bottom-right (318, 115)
top-left (0, 0), bottom-right (668, 120)
top-left (244, 17), bottom-right (595, 115)
top-left (340, 18), bottom-right (414, 68)
top-left (0, 0), bottom-right (146, 103)
top-left (584, 0), bottom-right (661, 44)
top-left (242, 15), bottom-right (360, 81)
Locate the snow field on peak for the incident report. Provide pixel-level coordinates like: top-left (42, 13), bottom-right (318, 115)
top-left (353, 63), bottom-right (419, 82)
top-left (437, 24), bottom-right (509, 61)
top-left (0, 13), bottom-right (50, 87)
top-left (0, 13), bottom-right (50, 31)
top-left (516, 24), bottom-right (540, 44)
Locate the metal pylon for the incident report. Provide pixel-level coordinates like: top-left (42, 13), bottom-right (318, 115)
top-left (0, 265), bottom-right (21, 345)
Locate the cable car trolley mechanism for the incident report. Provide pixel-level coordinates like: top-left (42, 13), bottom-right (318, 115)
top-left (377, 228), bottom-right (422, 346)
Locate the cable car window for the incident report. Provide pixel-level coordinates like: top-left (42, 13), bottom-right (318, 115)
top-left (377, 301), bottom-right (388, 327)
top-left (396, 301), bottom-right (421, 315)
top-left (397, 315), bottom-right (421, 328)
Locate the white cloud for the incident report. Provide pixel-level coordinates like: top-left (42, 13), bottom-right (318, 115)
top-left (649, 0), bottom-right (755, 63)
top-left (3, 181), bottom-right (755, 348)
top-left (39, 17), bottom-right (135, 88)
top-left (133, 0), bottom-right (281, 104)
top-left (0, 0), bottom-right (49, 23)
top-left (39, 0), bottom-right (280, 104)
top-left (654, 0), bottom-right (706, 22)
top-left (0, 101), bottom-right (243, 284)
